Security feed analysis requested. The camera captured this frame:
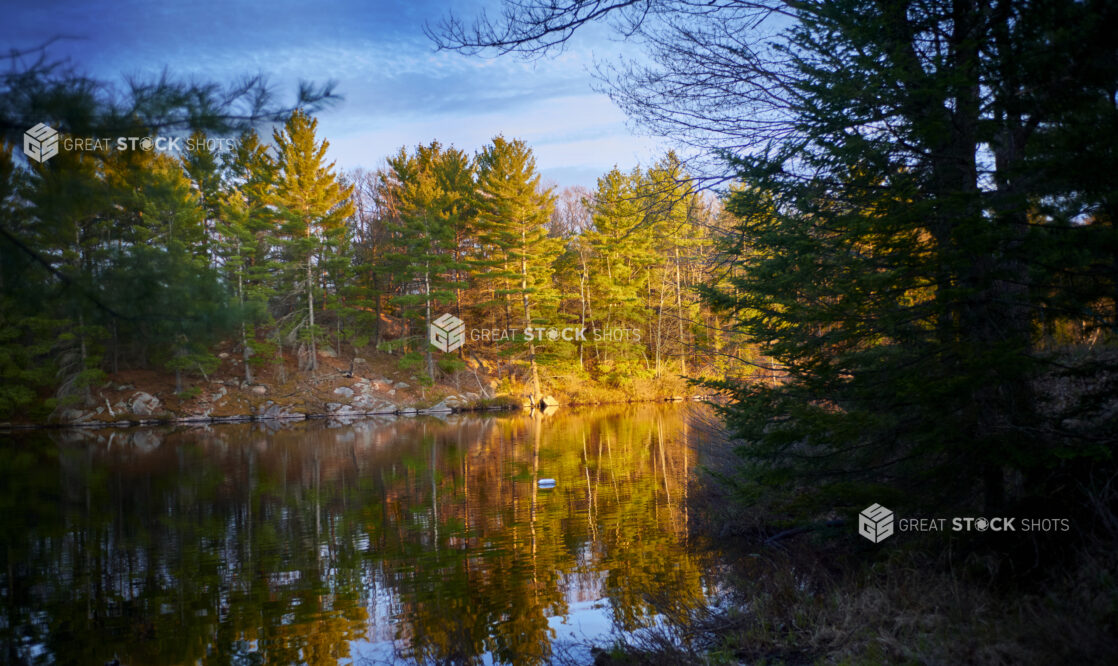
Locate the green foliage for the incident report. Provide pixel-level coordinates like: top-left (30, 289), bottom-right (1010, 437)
top-left (177, 386), bottom-right (202, 400)
top-left (1, 50), bottom-right (730, 420)
top-left (698, 0), bottom-right (1118, 515)
top-left (0, 306), bottom-right (62, 420)
top-left (436, 354), bottom-right (466, 375)
top-left (270, 111), bottom-right (355, 372)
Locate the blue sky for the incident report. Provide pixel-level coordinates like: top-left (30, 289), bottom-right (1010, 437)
top-left (3, 0), bottom-right (666, 187)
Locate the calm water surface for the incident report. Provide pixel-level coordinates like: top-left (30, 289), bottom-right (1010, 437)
top-left (1, 404), bottom-right (723, 664)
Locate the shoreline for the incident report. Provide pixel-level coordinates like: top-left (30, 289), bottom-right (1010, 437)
top-left (0, 395), bottom-right (713, 432)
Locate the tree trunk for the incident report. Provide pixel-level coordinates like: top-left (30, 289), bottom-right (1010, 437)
top-left (306, 256), bottom-right (317, 373)
top-left (521, 231), bottom-right (541, 400)
top-left (425, 263), bottom-right (435, 383)
top-left (238, 257), bottom-right (253, 384)
top-left (675, 247), bottom-right (686, 375)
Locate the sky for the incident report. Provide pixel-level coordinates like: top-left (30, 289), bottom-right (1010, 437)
top-left (2, 0), bottom-right (668, 188)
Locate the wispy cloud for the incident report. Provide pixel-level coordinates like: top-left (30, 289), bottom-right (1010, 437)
top-left (3, 0), bottom-right (664, 187)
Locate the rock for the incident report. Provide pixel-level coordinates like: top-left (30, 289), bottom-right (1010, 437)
top-left (421, 400), bottom-right (453, 413)
top-left (395, 381), bottom-right (409, 389)
top-left (175, 413), bottom-right (212, 424)
top-left (539, 395), bottom-right (560, 408)
top-left (443, 395), bottom-right (467, 409)
top-left (218, 352), bottom-right (230, 359)
top-left (326, 402), bottom-right (359, 417)
top-left (388, 389), bottom-right (396, 396)
top-left (320, 347), bottom-right (337, 358)
top-left (254, 401), bottom-right (305, 420)
top-left (59, 408), bottom-right (94, 424)
top-left (130, 392), bottom-right (162, 416)
top-left (250, 385), bottom-right (267, 395)
top-left (353, 396), bottom-right (397, 414)
top-left (400, 407), bottom-right (417, 416)
top-left (353, 357), bottom-right (367, 365)
top-left (333, 386), bottom-right (354, 399)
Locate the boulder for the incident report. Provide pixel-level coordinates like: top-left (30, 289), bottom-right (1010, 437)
top-left (58, 408), bottom-right (94, 424)
top-left (130, 392), bottom-right (162, 416)
top-left (421, 400), bottom-right (454, 413)
top-left (539, 395), bottom-right (559, 408)
top-left (254, 401), bottom-right (305, 421)
top-left (326, 402), bottom-right (360, 417)
top-left (352, 396), bottom-right (397, 414)
top-left (250, 385), bottom-right (268, 396)
top-left (333, 386), bottom-right (354, 399)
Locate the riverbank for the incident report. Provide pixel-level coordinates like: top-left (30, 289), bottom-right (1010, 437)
top-left (2, 343), bottom-right (712, 429)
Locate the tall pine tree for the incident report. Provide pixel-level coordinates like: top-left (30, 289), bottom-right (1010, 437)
top-left (271, 111), bottom-right (354, 374)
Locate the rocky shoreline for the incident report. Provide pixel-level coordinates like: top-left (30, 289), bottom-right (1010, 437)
top-left (3, 368), bottom-right (710, 430)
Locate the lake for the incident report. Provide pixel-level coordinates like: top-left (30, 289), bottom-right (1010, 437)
top-left (0, 404), bottom-right (724, 664)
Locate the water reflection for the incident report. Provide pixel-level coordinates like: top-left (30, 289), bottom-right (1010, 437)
top-left (1, 405), bottom-right (718, 664)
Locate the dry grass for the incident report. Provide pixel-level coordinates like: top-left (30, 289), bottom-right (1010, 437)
top-left (586, 536), bottom-right (1118, 665)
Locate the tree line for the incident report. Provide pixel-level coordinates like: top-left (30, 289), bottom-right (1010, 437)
top-left (1, 106), bottom-right (737, 420)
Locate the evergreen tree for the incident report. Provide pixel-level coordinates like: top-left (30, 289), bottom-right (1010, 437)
top-left (585, 166), bottom-right (656, 378)
top-left (697, 1), bottom-right (1118, 514)
top-left (433, 0), bottom-right (1118, 514)
top-left (379, 142), bottom-right (474, 383)
top-left (181, 131), bottom-right (223, 267)
top-left (474, 137), bottom-right (558, 399)
top-left (220, 129), bottom-right (279, 384)
top-left (271, 110), bottom-right (354, 374)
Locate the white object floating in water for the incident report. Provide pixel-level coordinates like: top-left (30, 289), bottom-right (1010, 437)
top-left (538, 478), bottom-right (557, 488)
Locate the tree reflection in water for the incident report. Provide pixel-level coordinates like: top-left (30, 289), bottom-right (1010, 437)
top-left (0, 404), bottom-right (720, 664)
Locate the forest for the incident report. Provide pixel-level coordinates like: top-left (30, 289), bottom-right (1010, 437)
top-left (3, 0), bottom-right (1118, 662)
top-left (1, 106), bottom-right (743, 421)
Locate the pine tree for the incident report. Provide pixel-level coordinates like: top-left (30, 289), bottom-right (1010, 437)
top-left (378, 142), bottom-right (473, 383)
top-left (585, 166), bottom-right (656, 378)
top-left (271, 111), bottom-right (354, 374)
top-left (474, 137), bottom-right (558, 400)
top-left (181, 130), bottom-right (222, 267)
top-left (220, 129), bottom-right (279, 384)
